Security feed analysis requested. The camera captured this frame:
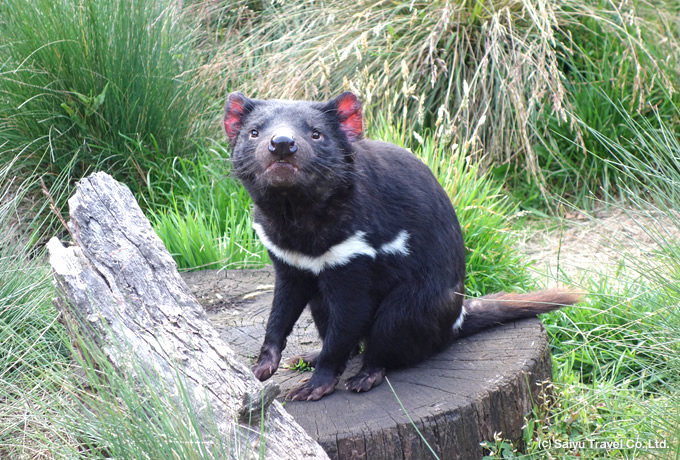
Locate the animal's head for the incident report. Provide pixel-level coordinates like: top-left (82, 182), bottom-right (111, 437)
top-left (223, 92), bottom-right (362, 197)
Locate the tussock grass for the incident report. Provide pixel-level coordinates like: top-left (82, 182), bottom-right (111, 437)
top-left (522, 2), bottom-right (680, 208)
top-left (0, 0), bottom-right (205, 204)
top-left (0, 164), bottom-right (69, 458)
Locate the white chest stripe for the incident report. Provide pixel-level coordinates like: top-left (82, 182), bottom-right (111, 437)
top-left (379, 230), bottom-right (410, 256)
top-left (252, 223), bottom-right (410, 275)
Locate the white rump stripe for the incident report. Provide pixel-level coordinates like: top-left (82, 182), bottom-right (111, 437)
top-left (452, 306), bottom-right (467, 331)
top-left (252, 223), bottom-right (410, 274)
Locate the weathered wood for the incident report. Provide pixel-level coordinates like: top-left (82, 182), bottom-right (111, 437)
top-left (185, 268), bottom-right (554, 460)
top-left (47, 172), bottom-right (329, 460)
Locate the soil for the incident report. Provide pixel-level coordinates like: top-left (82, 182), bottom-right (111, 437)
top-left (516, 206), bottom-right (679, 284)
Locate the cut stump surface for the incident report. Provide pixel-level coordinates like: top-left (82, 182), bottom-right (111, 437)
top-left (183, 268), bottom-right (553, 460)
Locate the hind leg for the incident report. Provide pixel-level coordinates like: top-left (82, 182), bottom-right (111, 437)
top-left (346, 286), bottom-right (462, 392)
top-left (286, 349), bottom-right (321, 367)
top-left (346, 366), bottom-right (386, 392)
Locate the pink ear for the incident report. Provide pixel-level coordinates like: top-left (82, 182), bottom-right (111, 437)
top-left (223, 92), bottom-right (250, 142)
top-left (333, 92), bottom-right (362, 142)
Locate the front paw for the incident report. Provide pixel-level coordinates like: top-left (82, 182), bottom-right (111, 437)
top-left (252, 346), bottom-right (281, 381)
top-left (286, 372), bottom-right (339, 401)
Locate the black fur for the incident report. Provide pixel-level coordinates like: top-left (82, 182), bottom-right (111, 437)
top-left (223, 92), bottom-right (579, 401)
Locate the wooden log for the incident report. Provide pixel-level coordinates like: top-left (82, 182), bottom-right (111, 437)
top-left (185, 268), bottom-right (555, 460)
top-left (47, 172), bottom-right (329, 460)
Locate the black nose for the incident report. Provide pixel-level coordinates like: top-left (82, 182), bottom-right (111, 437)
top-left (269, 134), bottom-right (297, 157)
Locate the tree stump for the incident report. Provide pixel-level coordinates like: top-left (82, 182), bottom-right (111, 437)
top-left (47, 172), bottom-right (329, 460)
top-left (184, 268), bottom-right (554, 460)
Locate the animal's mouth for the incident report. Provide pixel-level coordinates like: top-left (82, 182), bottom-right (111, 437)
top-left (264, 159), bottom-right (299, 187)
top-left (266, 159), bottom-right (299, 171)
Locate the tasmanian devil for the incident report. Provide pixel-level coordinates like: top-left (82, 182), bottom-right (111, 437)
top-left (223, 91), bottom-right (581, 401)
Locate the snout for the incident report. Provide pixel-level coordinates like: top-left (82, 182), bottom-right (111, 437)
top-left (263, 128), bottom-right (299, 187)
top-left (268, 129), bottom-right (298, 159)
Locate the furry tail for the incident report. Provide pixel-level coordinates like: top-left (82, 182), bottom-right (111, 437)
top-left (455, 289), bottom-right (583, 338)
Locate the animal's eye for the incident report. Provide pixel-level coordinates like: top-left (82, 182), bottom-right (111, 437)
top-left (250, 129), bottom-right (259, 138)
top-left (311, 129), bottom-right (321, 140)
